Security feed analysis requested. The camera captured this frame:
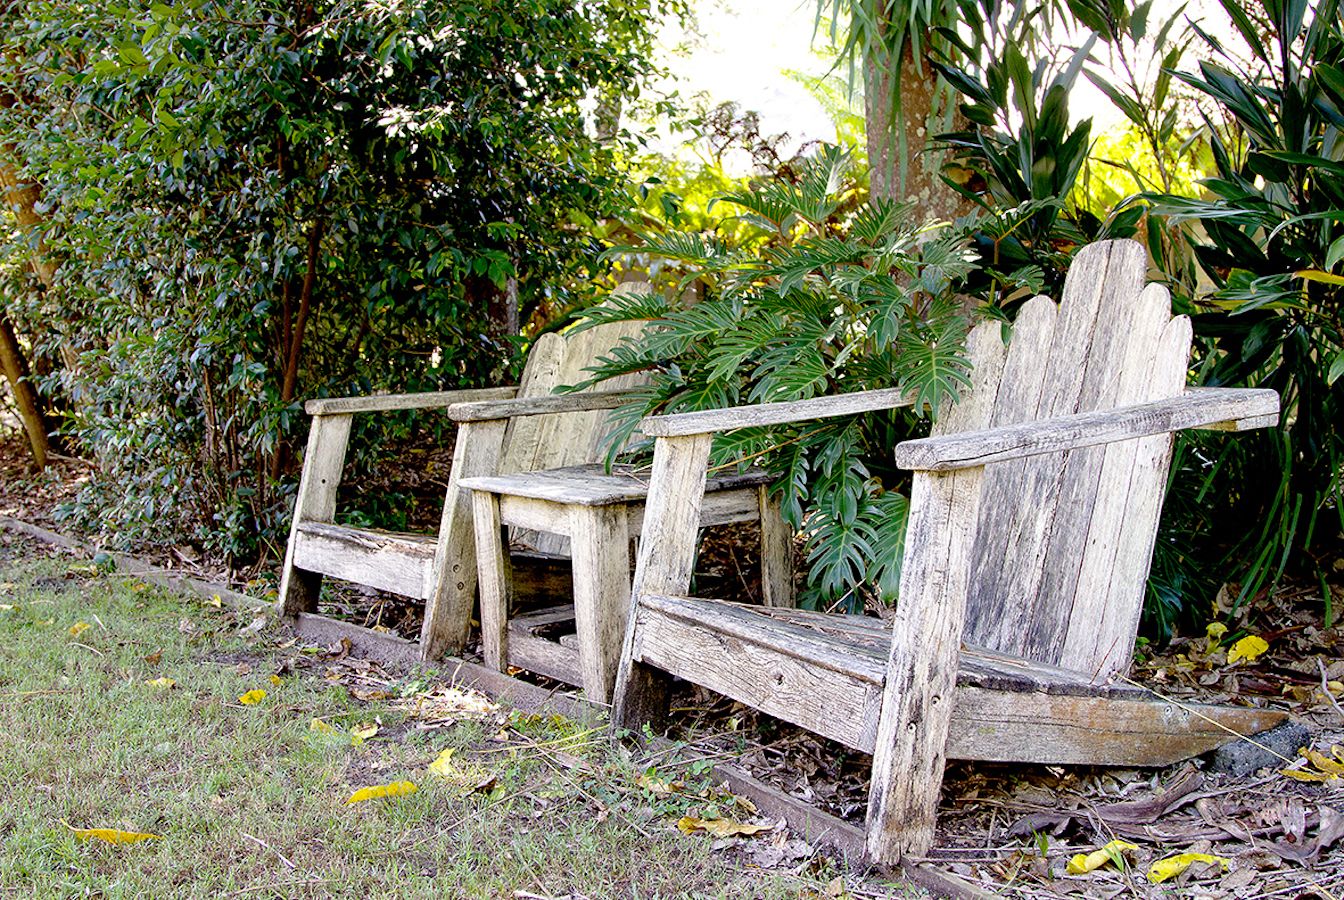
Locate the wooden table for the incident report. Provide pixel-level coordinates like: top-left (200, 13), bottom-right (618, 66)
top-left (459, 463), bottom-right (792, 702)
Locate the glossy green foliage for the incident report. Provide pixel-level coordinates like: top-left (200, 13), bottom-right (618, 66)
top-left (1135, 0), bottom-right (1344, 625)
top-left (577, 148), bottom-right (980, 608)
top-left (930, 13), bottom-right (1141, 311)
top-left (0, 0), bottom-right (670, 563)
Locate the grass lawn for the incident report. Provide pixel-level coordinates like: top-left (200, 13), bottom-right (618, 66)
top-left (0, 537), bottom-right (921, 899)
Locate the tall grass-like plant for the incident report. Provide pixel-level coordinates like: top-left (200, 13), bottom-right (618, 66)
top-left (1123, 0), bottom-right (1344, 626)
top-left (578, 148), bottom-right (980, 608)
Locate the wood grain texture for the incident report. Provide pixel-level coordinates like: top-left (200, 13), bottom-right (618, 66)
top-left (612, 434), bottom-right (712, 730)
top-left (419, 418), bottom-right (507, 659)
top-left (473, 489), bottom-right (511, 673)
top-left (623, 594), bottom-right (1287, 765)
top-left (640, 387), bottom-right (915, 437)
top-left (291, 523), bottom-right (435, 599)
top-left (867, 468), bottom-right (985, 863)
top-left (758, 486), bottom-right (796, 608)
top-left (629, 596), bottom-right (885, 749)
top-left (1057, 291), bottom-right (1185, 674)
top-left (892, 388), bottom-right (1278, 471)
top-left (277, 412), bottom-right (352, 615)
top-left (304, 386), bottom-right (517, 415)
top-left (569, 504), bottom-right (632, 701)
top-left (447, 387), bottom-right (641, 423)
top-left (460, 463), bottom-right (771, 507)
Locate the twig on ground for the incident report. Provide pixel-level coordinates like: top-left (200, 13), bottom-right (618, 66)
top-left (69, 641), bottom-right (103, 656)
top-left (223, 878), bottom-right (330, 898)
top-left (1318, 657), bottom-right (1344, 724)
top-left (241, 831), bottom-right (297, 871)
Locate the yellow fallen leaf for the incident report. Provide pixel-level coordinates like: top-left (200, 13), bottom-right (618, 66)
top-left (1204, 622), bottom-right (1227, 651)
top-left (269, 674), bottom-right (282, 687)
top-left (427, 748), bottom-right (457, 776)
top-left (1066, 840), bottom-right (1138, 875)
top-left (68, 621), bottom-right (91, 638)
top-left (1227, 634), bottom-right (1268, 664)
top-left (238, 689), bottom-right (267, 705)
top-left (37, 618), bottom-right (54, 627)
top-left (1147, 851), bottom-right (1230, 883)
top-left (1302, 746), bottom-right (1344, 776)
top-left (346, 781), bottom-right (417, 804)
top-left (351, 723), bottom-right (378, 746)
top-left (676, 815), bottom-right (773, 838)
top-left (63, 821), bottom-right (161, 844)
top-left (145, 677), bottom-right (175, 689)
top-left (207, 595), bottom-right (223, 607)
top-left (310, 718), bottom-right (339, 735)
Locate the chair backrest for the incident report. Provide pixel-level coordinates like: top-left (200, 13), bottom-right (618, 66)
top-left (934, 240), bottom-right (1190, 679)
top-left (498, 282), bottom-right (651, 474)
top-left (498, 281), bottom-right (652, 553)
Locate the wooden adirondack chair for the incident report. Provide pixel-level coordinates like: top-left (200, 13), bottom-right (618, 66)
top-left (612, 240), bottom-right (1290, 862)
top-left (277, 282), bottom-right (652, 662)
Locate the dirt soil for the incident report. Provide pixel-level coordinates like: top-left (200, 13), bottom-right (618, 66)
top-left (5, 428), bottom-right (1343, 898)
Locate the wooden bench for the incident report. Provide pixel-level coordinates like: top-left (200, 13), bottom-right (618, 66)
top-left (611, 240), bottom-right (1290, 862)
top-left (276, 282), bottom-right (654, 661)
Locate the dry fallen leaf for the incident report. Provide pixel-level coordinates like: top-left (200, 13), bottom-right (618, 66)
top-left (310, 718), bottom-right (339, 735)
top-left (1066, 839), bottom-right (1138, 875)
top-left (1147, 851), bottom-right (1230, 883)
top-left (1227, 635), bottom-right (1269, 665)
top-left (346, 781), bottom-right (417, 804)
top-left (676, 816), bottom-right (773, 838)
top-left (350, 723), bottom-right (378, 746)
top-left (68, 621), bottom-right (91, 638)
top-left (63, 821), bottom-right (161, 844)
top-left (637, 773), bottom-right (680, 795)
top-left (1282, 746), bottom-right (1344, 782)
top-left (237, 689), bottom-right (267, 706)
top-left (144, 677), bottom-right (175, 689)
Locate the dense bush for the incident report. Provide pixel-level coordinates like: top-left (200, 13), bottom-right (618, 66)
top-left (0, 0), bottom-right (675, 568)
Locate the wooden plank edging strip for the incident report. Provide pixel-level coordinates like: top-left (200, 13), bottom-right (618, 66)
top-left (0, 515), bottom-right (267, 612)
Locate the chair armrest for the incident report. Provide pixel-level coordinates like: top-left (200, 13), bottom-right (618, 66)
top-left (893, 387), bottom-right (1279, 471)
top-left (305, 386), bottom-right (519, 416)
top-left (447, 387), bottom-right (642, 422)
top-left (639, 388), bottom-right (916, 437)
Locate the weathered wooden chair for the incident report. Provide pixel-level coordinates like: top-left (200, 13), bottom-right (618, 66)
top-left (612, 240), bottom-right (1289, 862)
top-left (276, 282), bottom-right (653, 662)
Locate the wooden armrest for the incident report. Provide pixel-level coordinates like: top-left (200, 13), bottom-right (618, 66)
top-left (305, 386), bottom-right (519, 416)
top-left (640, 388), bottom-right (915, 437)
top-left (447, 387), bottom-right (641, 422)
top-left (893, 387), bottom-right (1279, 471)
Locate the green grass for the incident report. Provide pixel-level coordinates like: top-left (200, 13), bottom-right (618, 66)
top-left (0, 546), bottom-right (887, 899)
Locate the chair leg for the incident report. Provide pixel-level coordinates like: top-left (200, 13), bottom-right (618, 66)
top-left (613, 434), bottom-right (712, 734)
top-left (866, 468), bottom-right (984, 863)
top-left (757, 485), bottom-right (795, 609)
top-left (420, 419), bottom-right (507, 661)
top-left (569, 504), bottom-right (631, 703)
top-left (472, 490), bottom-right (512, 673)
top-left (276, 412), bottom-right (352, 618)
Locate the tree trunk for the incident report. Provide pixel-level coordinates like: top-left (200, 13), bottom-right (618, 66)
top-left (0, 308), bottom-right (49, 469)
top-left (864, 47), bottom-right (971, 223)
